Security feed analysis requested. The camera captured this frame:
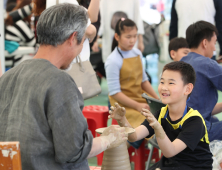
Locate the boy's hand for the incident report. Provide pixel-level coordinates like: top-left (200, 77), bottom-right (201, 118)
top-left (141, 108), bottom-right (161, 130)
top-left (108, 103), bottom-right (126, 121)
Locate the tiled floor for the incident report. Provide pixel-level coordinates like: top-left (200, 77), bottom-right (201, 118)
top-left (86, 78), bottom-right (222, 167)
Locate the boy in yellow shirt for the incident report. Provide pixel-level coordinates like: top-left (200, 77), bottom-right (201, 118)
top-left (109, 61), bottom-right (213, 170)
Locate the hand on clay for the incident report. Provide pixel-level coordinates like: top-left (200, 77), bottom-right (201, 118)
top-left (101, 125), bottom-right (128, 149)
top-left (141, 108), bottom-right (161, 130)
top-left (136, 103), bottom-right (150, 112)
top-left (108, 103), bottom-right (126, 121)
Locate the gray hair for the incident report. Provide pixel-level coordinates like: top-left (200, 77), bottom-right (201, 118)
top-left (37, 3), bottom-right (88, 46)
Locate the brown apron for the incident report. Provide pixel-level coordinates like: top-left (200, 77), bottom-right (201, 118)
top-left (109, 51), bottom-right (148, 128)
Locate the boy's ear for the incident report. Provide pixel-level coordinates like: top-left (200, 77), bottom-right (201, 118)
top-left (114, 33), bottom-right (119, 42)
top-left (184, 83), bottom-right (194, 96)
top-left (170, 50), bottom-right (176, 60)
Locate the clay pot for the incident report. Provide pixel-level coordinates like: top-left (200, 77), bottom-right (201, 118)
top-left (96, 127), bottom-right (135, 170)
top-left (101, 142), bottom-right (131, 170)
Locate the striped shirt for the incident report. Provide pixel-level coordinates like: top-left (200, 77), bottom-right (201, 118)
top-left (9, 4), bottom-right (32, 23)
top-left (5, 20), bottom-right (36, 67)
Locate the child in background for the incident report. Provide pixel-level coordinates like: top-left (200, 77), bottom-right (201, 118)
top-left (109, 61), bottom-right (213, 170)
top-left (105, 18), bottom-right (159, 148)
top-left (168, 37), bottom-right (190, 61)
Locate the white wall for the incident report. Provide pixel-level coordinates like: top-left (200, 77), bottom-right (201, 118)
top-left (0, 0), bottom-right (5, 74)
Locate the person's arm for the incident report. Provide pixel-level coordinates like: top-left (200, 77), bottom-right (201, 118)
top-left (214, 0), bottom-right (222, 56)
top-left (87, 0), bottom-right (100, 23)
top-left (87, 125), bottom-right (127, 158)
top-left (14, 21), bottom-right (36, 47)
top-left (85, 24), bottom-right (97, 43)
top-left (108, 103), bottom-right (150, 143)
top-left (169, 0), bottom-right (178, 40)
top-left (91, 35), bottom-right (100, 52)
top-left (141, 108), bottom-right (187, 158)
top-left (138, 34), bottom-right (144, 52)
top-left (8, 4), bottom-right (33, 23)
top-left (212, 102), bottom-right (222, 115)
top-left (141, 81), bottom-right (159, 99)
top-left (111, 92), bottom-right (150, 112)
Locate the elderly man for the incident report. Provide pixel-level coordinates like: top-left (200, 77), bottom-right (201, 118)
top-left (0, 4), bottom-right (127, 170)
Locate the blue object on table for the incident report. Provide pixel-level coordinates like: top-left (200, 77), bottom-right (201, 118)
top-left (5, 40), bottom-right (19, 54)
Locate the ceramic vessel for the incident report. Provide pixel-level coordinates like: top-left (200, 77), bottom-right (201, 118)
top-left (96, 127), bottom-right (135, 170)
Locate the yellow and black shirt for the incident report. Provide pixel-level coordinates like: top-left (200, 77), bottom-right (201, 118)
top-left (142, 105), bottom-right (213, 170)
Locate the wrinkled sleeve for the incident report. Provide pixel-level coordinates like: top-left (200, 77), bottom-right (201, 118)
top-left (46, 75), bottom-right (93, 164)
top-left (205, 60), bottom-right (222, 91)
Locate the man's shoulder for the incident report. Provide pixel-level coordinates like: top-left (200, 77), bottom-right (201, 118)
top-left (182, 52), bottom-right (215, 66)
top-left (19, 59), bottom-right (74, 85)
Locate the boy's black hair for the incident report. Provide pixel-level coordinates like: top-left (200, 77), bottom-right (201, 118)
top-left (111, 18), bottom-right (137, 51)
top-left (168, 37), bottom-right (189, 60)
top-left (163, 61), bottom-right (196, 97)
top-left (186, 20), bottom-right (218, 49)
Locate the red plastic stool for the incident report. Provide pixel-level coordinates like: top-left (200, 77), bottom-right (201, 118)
top-left (83, 105), bottom-right (109, 166)
top-left (128, 140), bottom-right (149, 170)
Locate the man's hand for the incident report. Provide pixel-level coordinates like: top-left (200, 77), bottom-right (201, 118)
top-left (101, 125), bottom-right (128, 149)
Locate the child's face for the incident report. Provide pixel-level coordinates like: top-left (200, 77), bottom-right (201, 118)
top-left (171, 48), bottom-right (190, 61)
top-left (115, 26), bottom-right (138, 51)
top-left (158, 70), bottom-right (189, 105)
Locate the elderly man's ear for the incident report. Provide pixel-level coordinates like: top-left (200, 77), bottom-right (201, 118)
top-left (68, 32), bottom-right (78, 46)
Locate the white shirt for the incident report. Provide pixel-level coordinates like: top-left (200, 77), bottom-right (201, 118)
top-left (99, 0), bottom-right (144, 62)
top-left (46, 0), bottom-right (91, 62)
top-left (175, 0), bottom-right (216, 38)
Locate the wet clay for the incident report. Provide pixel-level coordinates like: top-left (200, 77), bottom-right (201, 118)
top-left (96, 127), bottom-right (135, 135)
top-left (96, 127), bottom-right (134, 170)
top-left (101, 142), bottom-right (131, 170)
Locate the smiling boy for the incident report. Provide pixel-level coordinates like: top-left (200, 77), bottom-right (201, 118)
top-left (109, 61), bottom-right (213, 170)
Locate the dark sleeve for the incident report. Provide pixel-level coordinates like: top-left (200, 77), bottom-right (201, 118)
top-left (214, 0), bottom-right (222, 55)
top-left (9, 4), bottom-right (32, 23)
top-left (169, 0), bottom-right (178, 40)
top-left (47, 74), bottom-right (93, 164)
top-left (177, 116), bottom-right (205, 151)
top-left (141, 110), bottom-right (161, 138)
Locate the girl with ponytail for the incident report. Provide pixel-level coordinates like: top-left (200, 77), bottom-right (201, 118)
top-left (106, 18), bottom-right (159, 149)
